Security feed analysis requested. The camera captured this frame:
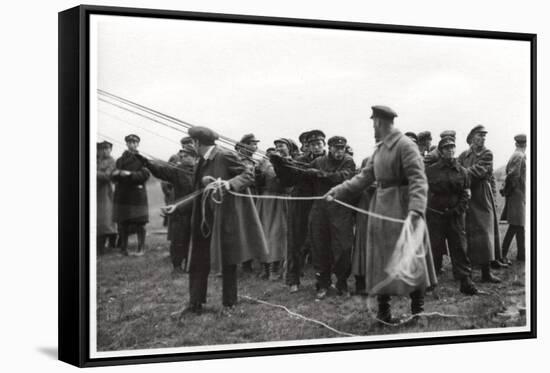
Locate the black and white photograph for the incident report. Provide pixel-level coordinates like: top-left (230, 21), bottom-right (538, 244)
top-left (83, 8), bottom-right (534, 361)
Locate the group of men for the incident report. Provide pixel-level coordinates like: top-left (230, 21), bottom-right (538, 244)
top-left (96, 104), bottom-right (527, 323)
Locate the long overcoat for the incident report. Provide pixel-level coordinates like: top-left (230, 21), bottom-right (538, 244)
top-left (458, 147), bottom-right (501, 264)
top-left (501, 150), bottom-right (526, 226)
top-left (352, 157), bottom-right (375, 277)
top-left (97, 155), bottom-right (116, 235)
top-left (332, 129), bottom-right (437, 295)
top-left (255, 161), bottom-right (291, 263)
top-left (190, 146), bottom-right (269, 273)
top-left (112, 151), bottom-right (150, 224)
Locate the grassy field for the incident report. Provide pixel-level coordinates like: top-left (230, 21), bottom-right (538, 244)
top-left (96, 178), bottom-right (526, 351)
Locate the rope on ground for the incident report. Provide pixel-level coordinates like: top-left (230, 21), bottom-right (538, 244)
top-left (240, 295), bottom-right (359, 338)
top-left (374, 311), bottom-right (468, 327)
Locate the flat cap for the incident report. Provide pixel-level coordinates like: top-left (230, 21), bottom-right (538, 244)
top-left (328, 136), bottom-right (347, 147)
top-left (438, 137), bottom-right (456, 150)
top-left (307, 130), bottom-right (326, 143)
top-left (180, 144), bottom-right (198, 157)
top-left (188, 126), bottom-right (219, 145)
top-left (180, 136), bottom-right (193, 145)
top-left (370, 105), bottom-right (398, 119)
top-left (514, 134), bottom-right (527, 144)
top-left (239, 133), bottom-right (260, 144)
top-left (404, 131), bottom-right (418, 143)
top-left (417, 131), bottom-right (432, 142)
top-left (466, 125), bottom-right (488, 144)
top-left (440, 130), bottom-right (456, 139)
top-left (273, 138), bottom-right (291, 148)
top-left (97, 140), bottom-right (113, 148)
top-left (299, 131), bottom-right (311, 144)
top-left (124, 134), bottom-right (140, 143)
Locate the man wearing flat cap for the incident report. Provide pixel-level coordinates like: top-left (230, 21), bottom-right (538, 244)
top-left (179, 126), bottom-right (268, 315)
top-left (426, 137), bottom-right (478, 294)
top-left (97, 141), bottom-right (117, 253)
top-left (500, 134), bottom-right (527, 262)
top-left (112, 134), bottom-right (150, 256)
top-left (136, 145), bottom-right (197, 275)
top-left (326, 105), bottom-right (437, 322)
top-left (458, 125), bottom-right (505, 283)
top-left (270, 129), bottom-right (327, 293)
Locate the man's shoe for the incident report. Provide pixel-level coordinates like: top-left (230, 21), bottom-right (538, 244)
top-left (481, 273), bottom-right (502, 283)
top-left (289, 284), bottom-right (299, 293)
top-left (490, 260), bottom-right (509, 269)
top-left (315, 288), bottom-right (328, 300)
top-left (459, 277), bottom-right (479, 295)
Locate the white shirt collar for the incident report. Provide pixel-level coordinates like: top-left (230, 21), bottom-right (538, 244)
top-left (202, 145), bottom-right (215, 160)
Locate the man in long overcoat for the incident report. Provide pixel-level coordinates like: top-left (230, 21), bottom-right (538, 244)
top-left (181, 126), bottom-right (268, 315)
top-left (500, 134), bottom-right (527, 262)
top-left (112, 134), bottom-right (150, 256)
top-left (137, 144), bottom-right (197, 274)
top-left (457, 125), bottom-right (503, 282)
top-left (97, 141), bottom-right (116, 253)
top-left (326, 105), bottom-right (437, 322)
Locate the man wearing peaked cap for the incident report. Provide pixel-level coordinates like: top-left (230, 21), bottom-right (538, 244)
top-left (188, 126), bottom-right (219, 145)
top-left (327, 135), bottom-right (347, 148)
top-left (370, 105), bottom-right (398, 119)
top-left (500, 133), bottom-right (527, 263)
top-left (97, 140), bottom-right (113, 149)
top-left (458, 124), bottom-right (507, 281)
top-left (180, 136), bottom-right (194, 146)
top-left (112, 134), bottom-right (150, 257)
top-left (298, 131), bottom-right (311, 154)
top-left (440, 130), bottom-right (456, 139)
top-left (275, 133), bottom-right (355, 299)
top-left (425, 130), bottom-right (456, 166)
top-left (273, 138), bottom-right (291, 158)
top-left (269, 129), bottom-right (327, 294)
top-left (327, 104), bottom-right (436, 321)
top-left (466, 124), bottom-right (487, 145)
top-left (124, 134), bottom-right (140, 143)
top-left (425, 136), bottom-right (479, 294)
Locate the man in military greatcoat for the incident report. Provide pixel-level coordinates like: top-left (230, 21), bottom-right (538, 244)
top-left (458, 125), bottom-right (504, 282)
top-left (500, 134), bottom-right (527, 262)
top-left (326, 106), bottom-right (437, 322)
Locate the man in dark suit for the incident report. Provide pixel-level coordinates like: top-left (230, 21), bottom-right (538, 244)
top-left (181, 127), bottom-right (268, 315)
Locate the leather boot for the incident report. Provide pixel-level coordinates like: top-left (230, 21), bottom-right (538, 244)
top-left (376, 295), bottom-right (392, 322)
top-left (410, 290), bottom-right (425, 315)
top-left (481, 264), bottom-right (501, 283)
top-left (459, 276), bottom-right (479, 295)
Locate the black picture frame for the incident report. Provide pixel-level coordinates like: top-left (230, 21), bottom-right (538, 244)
top-left (59, 4), bottom-right (537, 368)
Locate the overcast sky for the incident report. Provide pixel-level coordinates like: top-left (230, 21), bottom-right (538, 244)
top-left (92, 15), bottom-right (531, 167)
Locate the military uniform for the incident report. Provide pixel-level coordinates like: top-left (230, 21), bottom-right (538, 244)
top-left (271, 130), bottom-right (326, 291)
top-left (501, 134), bottom-right (527, 261)
top-left (426, 138), bottom-right (477, 294)
top-left (307, 136), bottom-right (356, 295)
